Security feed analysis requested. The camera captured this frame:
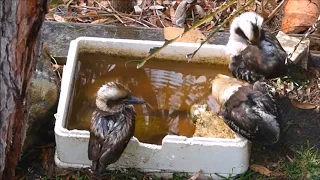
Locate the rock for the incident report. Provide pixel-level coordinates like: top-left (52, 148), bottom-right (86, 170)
top-left (281, 0), bottom-right (320, 34)
top-left (23, 50), bottom-right (59, 151)
top-left (276, 31), bottom-right (310, 69)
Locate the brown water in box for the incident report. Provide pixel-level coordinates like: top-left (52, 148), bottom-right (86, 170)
top-left (67, 53), bottom-right (231, 145)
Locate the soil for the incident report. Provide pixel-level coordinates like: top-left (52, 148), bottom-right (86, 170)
top-left (267, 64), bottom-right (320, 107)
top-left (191, 104), bottom-right (236, 139)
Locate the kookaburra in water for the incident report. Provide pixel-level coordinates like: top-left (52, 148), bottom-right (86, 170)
top-left (211, 74), bottom-right (282, 145)
top-left (88, 82), bottom-right (145, 174)
top-left (226, 11), bottom-right (288, 83)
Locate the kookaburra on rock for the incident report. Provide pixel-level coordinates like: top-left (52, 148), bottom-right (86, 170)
top-left (226, 11), bottom-right (288, 83)
top-left (211, 74), bottom-right (282, 145)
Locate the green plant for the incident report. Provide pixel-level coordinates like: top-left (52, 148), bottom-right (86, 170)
top-left (285, 143), bottom-right (320, 180)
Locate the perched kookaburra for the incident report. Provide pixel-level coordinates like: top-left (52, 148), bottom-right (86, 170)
top-left (88, 82), bottom-right (145, 174)
top-left (226, 11), bottom-right (288, 83)
top-left (211, 74), bottom-right (282, 145)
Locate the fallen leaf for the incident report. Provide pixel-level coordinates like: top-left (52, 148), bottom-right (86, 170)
top-left (53, 14), bottom-right (66, 22)
top-left (76, 18), bottom-right (85, 22)
top-left (100, 1), bottom-right (109, 8)
top-left (268, 0), bottom-right (277, 8)
top-left (91, 18), bottom-right (109, 24)
top-left (149, 5), bottom-right (165, 10)
top-left (163, 27), bottom-right (205, 43)
top-left (194, 5), bottom-right (206, 19)
top-left (87, 0), bottom-right (94, 6)
top-left (290, 99), bottom-right (317, 109)
top-left (239, 0), bottom-right (256, 11)
top-left (169, 6), bottom-right (175, 22)
top-left (250, 164), bottom-right (271, 176)
top-left (86, 10), bottom-right (98, 16)
top-left (134, 5), bottom-right (142, 14)
top-left (45, 13), bottom-right (54, 20)
top-left (188, 170), bottom-right (202, 180)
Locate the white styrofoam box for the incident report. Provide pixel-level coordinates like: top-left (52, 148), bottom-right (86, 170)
top-left (54, 37), bottom-right (251, 179)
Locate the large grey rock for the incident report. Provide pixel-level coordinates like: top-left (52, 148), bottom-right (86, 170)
top-left (276, 31), bottom-right (310, 69)
top-left (23, 50), bottom-right (59, 151)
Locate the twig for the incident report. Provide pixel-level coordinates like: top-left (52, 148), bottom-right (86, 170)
top-left (95, 0), bottom-right (127, 26)
top-left (285, 18), bottom-right (320, 64)
top-left (141, 19), bottom-right (159, 28)
top-left (136, 0), bottom-right (239, 69)
top-left (122, 16), bottom-right (150, 28)
top-left (155, 9), bottom-right (166, 28)
top-left (188, 170), bottom-right (202, 180)
top-left (264, 0), bottom-right (289, 24)
top-left (286, 155), bottom-right (294, 163)
top-left (70, 5), bottom-right (102, 10)
top-left (186, 0), bottom-right (256, 62)
top-left (49, 55), bottom-right (62, 80)
top-left (139, 0), bottom-right (147, 20)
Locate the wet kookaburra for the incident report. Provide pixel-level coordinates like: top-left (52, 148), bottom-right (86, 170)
top-left (88, 82), bottom-right (145, 174)
top-left (226, 11), bottom-right (288, 83)
top-left (211, 74), bottom-right (282, 145)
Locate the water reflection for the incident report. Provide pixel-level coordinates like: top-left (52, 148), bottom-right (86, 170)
top-left (67, 53), bottom-right (230, 145)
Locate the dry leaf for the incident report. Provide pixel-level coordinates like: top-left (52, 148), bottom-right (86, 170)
top-left (194, 5), bottom-right (206, 19)
top-left (53, 14), bottom-right (66, 22)
top-left (169, 6), bottom-right (175, 22)
top-left (149, 17), bottom-right (157, 26)
top-left (239, 0), bottom-right (256, 11)
top-left (173, 0), bottom-right (188, 27)
top-left (268, 0), bottom-right (277, 8)
top-left (163, 27), bottom-right (205, 43)
top-left (203, 0), bottom-right (209, 7)
top-left (87, 0), bottom-right (94, 6)
top-left (45, 13), bottom-right (54, 20)
top-left (86, 10), bottom-right (98, 16)
top-left (250, 164), bottom-right (271, 176)
top-left (290, 99), bottom-right (317, 110)
top-left (76, 18), bottom-right (85, 22)
top-left (188, 170), bottom-right (202, 180)
top-left (91, 18), bottom-right (109, 24)
top-left (100, 1), bottom-right (109, 7)
top-left (149, 5), bottom-right (165, 10)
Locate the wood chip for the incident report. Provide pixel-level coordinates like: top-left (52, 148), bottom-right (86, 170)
top-left (91, 18), bottom-right (109, 24)
top-left (250, 164), bottom-right (272, 176)
top-left (188, 170), bottom-right (202, 180)
top-left (53, 14), bottom-right (66, 22)
top-left (290, 99), bottom-right (317, 110)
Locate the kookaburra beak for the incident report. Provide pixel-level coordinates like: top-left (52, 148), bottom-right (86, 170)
top-left (126, 96), bottom-right (146, 104)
